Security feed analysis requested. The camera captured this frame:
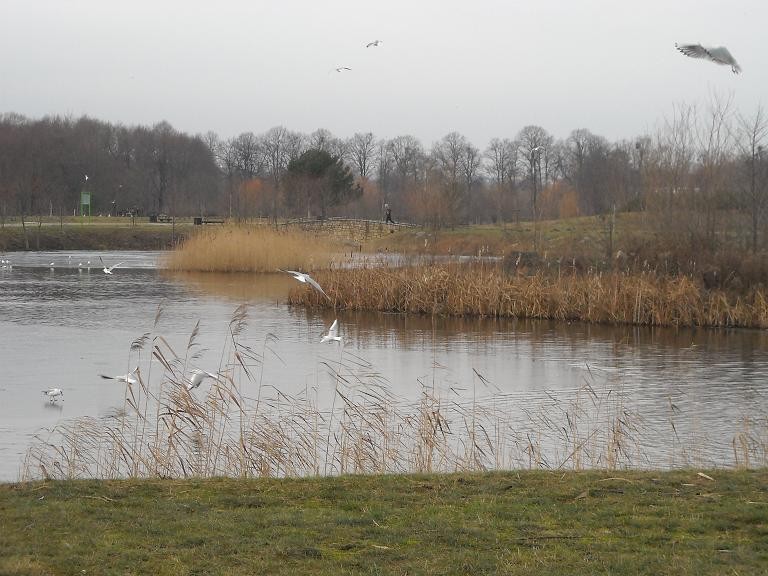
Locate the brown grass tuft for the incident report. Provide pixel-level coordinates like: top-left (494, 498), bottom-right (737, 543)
top-left (165, 225), bottom-right (335, 273)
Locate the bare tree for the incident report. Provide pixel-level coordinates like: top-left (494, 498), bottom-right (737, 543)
top-left (348, 132), bottom-right (378, 180)
top-left (262, 126), bottom-right (290, 221)
top-left (432, 132), bottom-right (468, 226)
top-left (462, 140), bottom-right (481, 223)
top-left (484, 138), bottom-right (521, 223)
top-left (231, 132), bottom-right (263, 179)
top-left (388, 135), bottom-right (423, 185)
top-left (694, 95), bottom-right (735, 246)
top-left (309, 128), bottom-right (346, 159)
top-left (736, 106), bottom-right (768, 252)
top-left (517, 125), bottom-right (551, 218)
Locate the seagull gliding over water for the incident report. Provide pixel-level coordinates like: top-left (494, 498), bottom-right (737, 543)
top-left (279, 269), bottom-right (330, 300)
top-left (100, 368), bottom-right (139, 385)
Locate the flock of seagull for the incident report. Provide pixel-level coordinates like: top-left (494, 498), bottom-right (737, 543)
top-left (331, 39), bottom-right (742, 75)
top-left (41, 268), bottom-right (336, 404)
top-left (333, 39), bottom-right (383, 73)
top-left (39, 256), bottom-right (128, 402)
top-left (36, 255), bottom-right (124, 274)
top-left (279, 269), bottom-right (340, 344)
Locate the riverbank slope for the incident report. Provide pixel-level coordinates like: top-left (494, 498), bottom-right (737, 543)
top-left (0, 219), bottom-right (194, 251)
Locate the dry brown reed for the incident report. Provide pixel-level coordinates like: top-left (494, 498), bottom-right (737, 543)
top-left (290, 262), bottom-right (768, 329)
top-left (21, 307), bottom-right (768, 482)
top-left (165, 224), bottom-right (335, 273)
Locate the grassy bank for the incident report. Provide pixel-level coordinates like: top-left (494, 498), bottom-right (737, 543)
top-left (2, 470), bottom-right (767, 575)
top-left (0, 219), bottom-right (194, 251)
top-left (366, 213), bottom-right (647, 258)
top-left (289, 263), bottom-right (768, 328)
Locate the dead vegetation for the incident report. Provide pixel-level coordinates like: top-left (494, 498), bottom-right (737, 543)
top-left (287, 261), bottom-right (768, 329)
top-left (165, 224), bottom-right (335, 273)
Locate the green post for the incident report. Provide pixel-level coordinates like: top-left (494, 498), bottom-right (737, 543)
top-left (80, 191), bottom-right (92, 223)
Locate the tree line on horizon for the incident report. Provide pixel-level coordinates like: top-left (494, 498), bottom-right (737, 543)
top-left (0, 97), bottom-right (766, 252)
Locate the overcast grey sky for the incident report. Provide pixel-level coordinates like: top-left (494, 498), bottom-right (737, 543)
top-left (1, 0), bottom-right (765, 147)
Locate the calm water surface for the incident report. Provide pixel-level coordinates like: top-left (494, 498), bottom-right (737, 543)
top-left (1, 251), bottom-right (767, 480)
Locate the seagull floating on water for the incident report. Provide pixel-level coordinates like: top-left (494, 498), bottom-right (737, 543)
top-left (279, 269), bottom-right (330, 300)
top-left (42, 388), bottom-right (64, 402)
top-left (100, 367), bottom-right (139, 385)
top-left (675, 43), bottom-right (741, 74)
top-left (320, 319), bottom-right (342, 344)
top-left (99, 256), bottom-right (124, 275)
top-left (366, 40), bottom-right (382, 48)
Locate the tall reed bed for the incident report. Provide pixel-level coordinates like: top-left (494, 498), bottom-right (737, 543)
top-left (290, 262), bottom-right (768, 328)
top-left (21, 306), bottom-right (768, 481)
top-left (165, 225), bottom-right (334, 273)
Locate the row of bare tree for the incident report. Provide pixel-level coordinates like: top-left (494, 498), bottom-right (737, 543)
top-left (0, 114), bottom-right (220, 224)
top-left (1, 100), bottom-right (766, 248)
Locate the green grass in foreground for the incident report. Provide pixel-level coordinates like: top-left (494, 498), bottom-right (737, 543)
top-left (1, 470), bottom-right (767, 575)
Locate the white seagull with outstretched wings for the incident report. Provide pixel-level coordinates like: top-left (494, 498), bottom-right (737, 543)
top-left (279, 269), bottom-right (330, 300)
top-left (185, 369), bottom-right (221, 391)
top-left (675, 43), bottom-right (741, 74)
top-left (99, 256), bottom-right (124, 275)
top-left (100, 367), bottom-right (139, 385)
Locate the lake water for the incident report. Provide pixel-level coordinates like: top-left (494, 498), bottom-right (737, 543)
top-left (1, 251), bottom-right (767, 481)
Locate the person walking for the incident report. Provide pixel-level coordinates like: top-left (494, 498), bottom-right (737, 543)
top-left (384, 203), bottom-right (394, 224)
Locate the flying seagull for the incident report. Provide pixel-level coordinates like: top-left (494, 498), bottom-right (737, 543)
top-left (185, 369), bottom-right (221, 391)
top-left (42, 388), bottom-right (64, 402)
top-left (334, 66), bottom-right (352, 73)
top-left (675, 43), bottom-right (741, 74)
top-left (100, 367), bottom-right (139, 385)
top-left (278, 269), bottom-right (330, 300)
top-left (99, 256), bottom-right (124, 275)
top-left (366, 40), bottom-right (382, 48)
top-left (320, 319), bottom-right (342, 344)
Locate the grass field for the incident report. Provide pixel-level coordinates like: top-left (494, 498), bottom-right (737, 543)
top-left (1, 470), bottom-right (766, 575)
top-left (0, 217), bottom-right (195, 251)
top-left (365, 213), bottom-right (650, 260)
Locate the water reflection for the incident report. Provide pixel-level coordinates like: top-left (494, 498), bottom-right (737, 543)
top-left (163, 270), bottom-right (300, 302)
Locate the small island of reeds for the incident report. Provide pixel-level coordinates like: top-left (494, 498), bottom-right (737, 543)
top-left (165, 224), bottom-right (335, 273)
top-left (289, 262), bottom-right (768, 329)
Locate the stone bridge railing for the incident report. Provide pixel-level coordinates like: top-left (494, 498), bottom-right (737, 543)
top-left (280, 217), bottom-right (418, 243)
